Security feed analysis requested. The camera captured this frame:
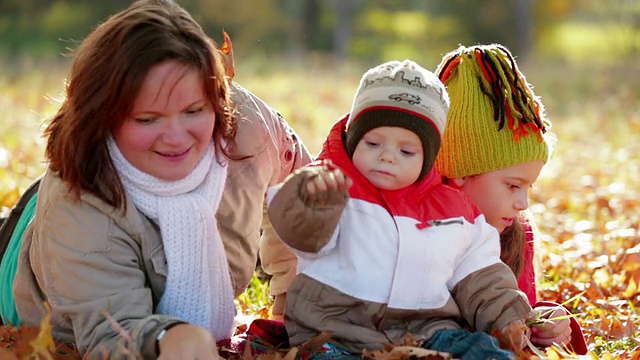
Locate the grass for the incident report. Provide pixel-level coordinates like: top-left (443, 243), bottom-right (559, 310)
top-left (1, 55), bottom-right (639, 358)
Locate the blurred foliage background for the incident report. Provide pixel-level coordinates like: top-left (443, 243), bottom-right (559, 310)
top-left (1, 0), bottom-right (639, 66)
top-left (0, 0), bottom-right (638, 203)
top-left (1, 1), bottom-right (640, 355)
top-left (1, 0), bottom-right (639, 209)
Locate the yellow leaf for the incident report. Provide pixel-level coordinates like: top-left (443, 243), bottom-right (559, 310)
top-left (29, 302), bottom-right (55, 360)
top-left (622, 275), bottom-right (639, 298)
top-left (545, 345), bottom-right (561, 360)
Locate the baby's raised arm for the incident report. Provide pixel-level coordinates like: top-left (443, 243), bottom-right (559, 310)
top-left (267, 161), bottom-right (351, 253)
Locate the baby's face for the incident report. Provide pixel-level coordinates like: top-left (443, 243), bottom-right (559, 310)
top-left (352, 126), bottom-right (423, 190)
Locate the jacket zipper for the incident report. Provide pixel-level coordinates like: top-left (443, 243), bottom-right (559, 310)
top-left (428, 218), bottom-right (463, 226)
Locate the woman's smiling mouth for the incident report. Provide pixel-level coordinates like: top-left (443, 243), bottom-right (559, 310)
top-left (156, 147), bottom-right (191, 161)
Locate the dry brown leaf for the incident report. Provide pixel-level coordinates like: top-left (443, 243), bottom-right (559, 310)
top-left (219, 30), bottom-right (235, 80)
top-left (622, 276), bottom-right (639, 299)
top-left (293, 331), bottom-right (333, 358)
top-left (389, 346), bottom-right (454, 359)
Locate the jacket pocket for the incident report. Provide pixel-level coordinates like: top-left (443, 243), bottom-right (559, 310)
top-left (149, 245), bottom-right (167, 277)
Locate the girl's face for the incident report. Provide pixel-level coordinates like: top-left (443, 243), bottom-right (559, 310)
top-left (352, 126), bottom-right (424, 190)
top-left (454, 160), bottom-right (544, 233)
top-left (113, 60), bottom-right (215, 181)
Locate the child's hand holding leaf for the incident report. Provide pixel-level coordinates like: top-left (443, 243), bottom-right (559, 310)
top-left (529, 305), bottom-right (572, 348)
top-left (305, 167), bottom-right (352, 197)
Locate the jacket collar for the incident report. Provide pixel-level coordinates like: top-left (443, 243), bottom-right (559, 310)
top-left (316, 114), bottom-right (442, 209)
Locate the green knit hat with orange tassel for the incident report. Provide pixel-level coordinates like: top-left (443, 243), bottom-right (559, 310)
top-left (435, 44), bottom-right (551, 178)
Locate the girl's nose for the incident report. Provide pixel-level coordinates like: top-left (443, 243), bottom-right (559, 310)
top-left (514, 191), bottom-right (529, 211)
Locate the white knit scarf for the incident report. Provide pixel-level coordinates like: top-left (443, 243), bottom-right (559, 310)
top-left (107, 139), bottom-right (236, 340)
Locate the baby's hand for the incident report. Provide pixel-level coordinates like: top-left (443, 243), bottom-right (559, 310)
top-left (305, 167), bottom-right (352, 197)
top-left (530, 306), bottom-right (571, 348)
top-left (499, 319), bottom-right (530, 350)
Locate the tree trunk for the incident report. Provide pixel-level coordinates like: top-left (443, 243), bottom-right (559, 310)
top-left (332, 0), bottom-right (353, 59)
top-left (515, 0), bottom-right (532, 61)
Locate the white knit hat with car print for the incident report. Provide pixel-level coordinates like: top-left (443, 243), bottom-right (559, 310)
top-left (345, 59), bottom-right (450, 180)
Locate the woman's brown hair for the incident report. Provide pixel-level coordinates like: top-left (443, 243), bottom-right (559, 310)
top-left (45, 0), bottom-right (235, 209)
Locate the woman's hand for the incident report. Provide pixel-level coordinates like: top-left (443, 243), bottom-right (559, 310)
top-left (158, 323), bottom-right (219, 360)
top-left (530, 306), bottom-right (572, 348)
top-left (270, 313), bottom-right (284, 322)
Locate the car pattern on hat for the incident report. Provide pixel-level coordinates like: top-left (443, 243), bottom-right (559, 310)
top-left (388, 93), bottom-right (421, 105)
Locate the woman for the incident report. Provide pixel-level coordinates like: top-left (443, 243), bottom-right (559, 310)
top-left (12, 0), bottom-right (311, 358)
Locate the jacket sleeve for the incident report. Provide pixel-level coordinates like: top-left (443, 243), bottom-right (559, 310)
top-left (233, 84), bottom-right (313, 314)
top-left (14, 193), bottom-right (182, 359)
top-left (217, 83), bottom-right (312, 300)
top-left (267, 166), bottom-right (347, 254)
top-left (450, 216), bottom-right (532, 332)
top-left (521, 217), bottom-right (588, 355)
top-left (516, 213), bottom-right (539, 304)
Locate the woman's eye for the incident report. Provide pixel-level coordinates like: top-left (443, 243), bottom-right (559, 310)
top-left (185, 107), bottom-right (203, 115)
top-left (133, 117), bottom-right (157, 124)
top-left (509, 184), bottom-right (521, 190)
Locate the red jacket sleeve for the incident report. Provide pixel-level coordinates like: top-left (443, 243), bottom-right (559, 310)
top-left (518, 221), bottom-right (537, 304)
top-left (518, 220), bottom-right (588, 355)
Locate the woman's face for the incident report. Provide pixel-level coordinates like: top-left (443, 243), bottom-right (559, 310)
top-left (455, 160), bottom-right (544, 233)
top-left (113, 60), bottom-right (215, 181)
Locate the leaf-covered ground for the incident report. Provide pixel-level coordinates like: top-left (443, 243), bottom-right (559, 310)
top-left (1, 58), bottom-right (639, 359)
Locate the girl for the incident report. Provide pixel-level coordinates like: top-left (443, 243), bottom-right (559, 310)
top-left (434, 44), bottom-right (588, 354)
